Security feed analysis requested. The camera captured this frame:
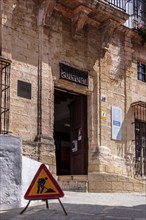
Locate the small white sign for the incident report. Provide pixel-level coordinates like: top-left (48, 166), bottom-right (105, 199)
top-left (72, 140), bottom-right (78, 152)
top-left (112, 106), bottom-right (122, 141)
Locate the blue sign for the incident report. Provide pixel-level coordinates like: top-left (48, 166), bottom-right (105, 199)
top-left (112, 106), bottom-right (122, 140)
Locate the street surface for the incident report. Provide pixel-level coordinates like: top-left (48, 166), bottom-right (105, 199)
top-left (0, 191), bottom-right (146, 220)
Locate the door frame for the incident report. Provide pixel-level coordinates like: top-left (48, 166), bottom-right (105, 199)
top-left (54, 87), bottom-right (88, 175)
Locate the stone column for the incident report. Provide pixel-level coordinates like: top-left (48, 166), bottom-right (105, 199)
top-left (0, 0), bottom-right (2, 55)
top-left (36, 2), bottom-right (56, 174)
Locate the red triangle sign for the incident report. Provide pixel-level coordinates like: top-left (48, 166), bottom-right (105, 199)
top-left (24, 164), bottom-right (64, 200)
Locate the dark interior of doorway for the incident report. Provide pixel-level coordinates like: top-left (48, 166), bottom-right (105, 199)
top-left (54, 88), bottom-right (80, 175)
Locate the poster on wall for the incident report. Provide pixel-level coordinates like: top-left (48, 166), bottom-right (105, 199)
top-left (72, 140), bottom-right (78, 152)
top-left (112, 106), bottom-right (122, 141)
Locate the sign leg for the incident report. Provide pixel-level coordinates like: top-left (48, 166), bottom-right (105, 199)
top-left (58, 198), bottom-right (67, 216)
top-left (20, 200), bottom-right (31, 215)
top-left (46, 199), bottom-right (49, 209)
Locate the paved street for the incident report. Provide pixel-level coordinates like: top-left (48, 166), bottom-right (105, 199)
top-left (0, 192), bottom-right (146, 220)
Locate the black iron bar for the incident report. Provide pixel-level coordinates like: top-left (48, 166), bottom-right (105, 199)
top-left (46, 200), bottom-right (49, 209)
top-left (104, 0), bottom-right (126, 11)
top-left (20, 200), bottom-right (31, 215)
top-left (58, 198), bottom-right (67, 216)
top-left (0, 59), bottom-right (10, 134)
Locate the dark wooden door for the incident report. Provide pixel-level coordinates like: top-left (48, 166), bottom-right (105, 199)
top-left (69, 96), bottom-right (88, 175)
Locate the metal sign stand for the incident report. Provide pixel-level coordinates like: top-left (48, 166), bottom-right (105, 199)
top-left (20, 198), bottom-right (67, 216)
top-left (20, 164), bottom-right (67, 216)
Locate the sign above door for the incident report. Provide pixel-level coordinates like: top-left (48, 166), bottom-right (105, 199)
top-left (60, 63), bottom-right (88, 86)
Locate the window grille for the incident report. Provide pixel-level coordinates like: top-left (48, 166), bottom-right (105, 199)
top-left (0, 57), bottom-right (11, 134)
top-left (137, 62), bottom-right (146, 82)
top-left (125, 0), bottom-right (146, 28)
top-left (133, 0), bottom-right (146, 25)
top-left (132, 101), bottom-right (146, 177)
top-left (104, 0), bottom-right (126, 11)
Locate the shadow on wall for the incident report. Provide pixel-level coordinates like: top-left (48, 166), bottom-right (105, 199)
top-left (124, 106), bottom-right (137, 177)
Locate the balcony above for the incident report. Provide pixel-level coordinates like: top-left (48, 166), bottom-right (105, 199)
top-left (125, 0), bottom-right (146, 29)
top-left (56, 0), bottom-right (128, 22)
top-left (36, 0), bottom-right (129, 38)
top-left (37, 0), bottom-right (127, 11)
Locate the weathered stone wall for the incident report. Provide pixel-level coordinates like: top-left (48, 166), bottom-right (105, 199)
top-left (1, 0), bottom-right (146, 191)
top-left (88, 27), bottom-right (146, 178)
top-left (2, 0), bottom-right (39, 140)
top-left (2, 0), bottom-right (55, 171)
top-left (88, 173), bottom-right (146, 192)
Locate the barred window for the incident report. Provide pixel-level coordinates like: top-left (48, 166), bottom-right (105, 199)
top-left (135, 120), bottom-right (146, 158)
top-left (132, 101), bottom-right (146, 177)
top-left (0, 58), bottom-right (11, 134)
top-left (135, 120), bottom-right (146, 176)
top-left (137, 63), bottom-right (146, 82)
top-left (125, 0), bottom-right (146, 28)
top-left (133, 0), bottom-right (146, 22)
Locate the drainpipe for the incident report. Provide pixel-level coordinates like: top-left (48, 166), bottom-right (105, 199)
top-left (98, 55), bottom-right (101, 147)
top-left (36, 6), bottom-right (44, 160)
top-left (124, 49), bottom-right (127, 157)
top-left (37, 25), bottom-right (43, 141)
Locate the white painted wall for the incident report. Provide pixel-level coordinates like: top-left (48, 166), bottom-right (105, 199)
top-left (21, 156), bottom-right (45, 206)
top-left (0, 135), bottom-right (49, 209)
top-left (0, 135), bottom-right (22, 210)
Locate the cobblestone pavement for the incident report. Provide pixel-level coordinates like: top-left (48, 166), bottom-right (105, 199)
top-left (0, 192), bottom-right (146, 220)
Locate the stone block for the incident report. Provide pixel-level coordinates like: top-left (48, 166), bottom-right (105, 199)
top-left (95, 181), bottom-right (112, 192)
top-left (73, 176), bottom-right (88, 181)
top-left (123, 182), bottom-right (134, 191)
top-left (133, 183), bottom-right (144, 192)
top-left (104, 174), bottom-right (118, 182)
top-left (99, 165), bottom-right (106, 172)
top-left (114, 167), bottom-right (122, 174)
top-left (88, 174), bottom-right (104, 182)
top-left (88, 181), bottom-right (96, 191)
top-left (58, 176), bottom-right (72, 181)
top-left (88, 164), bottom-right (100, 172)
top-left (118, 176), bottom-right (129, 182)
top-left (105, 166), bottom-right (115, 173)
top-left (112, 182), bottom-right (124, 191)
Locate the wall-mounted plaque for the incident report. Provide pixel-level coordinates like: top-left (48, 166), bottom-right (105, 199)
top-left (17, 80), bottom-right (31, 99)
top-left (101, 107), bottom-right (107, 120)
top-left (60, 63), bottom-right (88, 86)
top-left (112, 106), bottom-right (122, 141)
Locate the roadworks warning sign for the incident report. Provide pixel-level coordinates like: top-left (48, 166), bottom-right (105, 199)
top-left (24, 164), bottom-right (64, 200)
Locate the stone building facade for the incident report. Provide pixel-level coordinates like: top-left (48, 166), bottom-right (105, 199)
top-left (0, 0), bottom-right (146, 192)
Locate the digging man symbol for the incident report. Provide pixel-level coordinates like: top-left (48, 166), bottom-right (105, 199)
top-left (37, 177), bottom-right (55, 194)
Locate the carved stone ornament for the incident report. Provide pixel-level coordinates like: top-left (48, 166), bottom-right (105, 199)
top-left (71, 5), bottom-right (92, 38)
top-left (38, 0), bottom-right (56, 26)
top-left (100, 19), bottom-right (119, 50)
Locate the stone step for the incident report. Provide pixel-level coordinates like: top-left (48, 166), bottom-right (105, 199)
top-left (57, 174), bottom-right (146, 193)
top-left (57, 175), bottom-right (88, 192)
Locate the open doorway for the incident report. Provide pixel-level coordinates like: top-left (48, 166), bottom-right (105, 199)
top-left (54, 88), bottom-right (88, 176)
